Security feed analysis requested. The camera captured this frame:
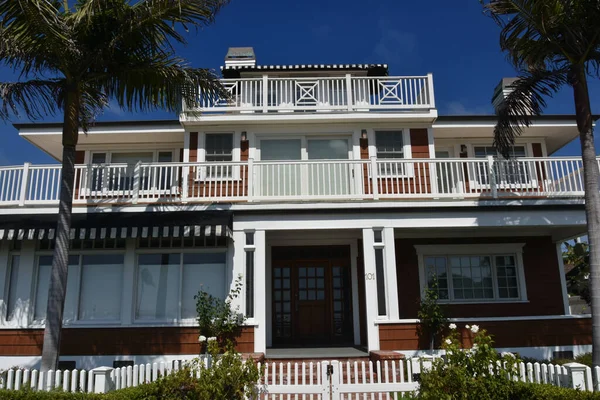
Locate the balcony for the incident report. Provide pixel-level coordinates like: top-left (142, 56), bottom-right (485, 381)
top-left (0, 157), bottom-right (594, 208)
top-left (183, 75), bottom-right (435, 115)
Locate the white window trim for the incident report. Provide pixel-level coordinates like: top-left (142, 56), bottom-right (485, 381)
top-left (132, 248), bottom-right (228, 324)
top-left (196, 131), bottom-right (241, 181)
top-left (415, 243), bottom-right (528, 304)
top-left (371, 128), bottom-right (414, 178)
top-left (31, 250), bottom-right (126, 326)
top-left (86, 149), bottom-right (180, 164)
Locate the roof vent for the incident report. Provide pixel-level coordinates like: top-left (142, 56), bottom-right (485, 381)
top-left (225, 47), bottom-right (256, 68)
top-left (492, 77), bottom-right (532, 114)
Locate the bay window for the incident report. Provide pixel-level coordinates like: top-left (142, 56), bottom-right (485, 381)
top-left (416, 244), bottom-right (527, 303)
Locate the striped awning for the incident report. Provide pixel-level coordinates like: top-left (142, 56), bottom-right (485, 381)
top-left (0, 211), bottom-right (233, 241)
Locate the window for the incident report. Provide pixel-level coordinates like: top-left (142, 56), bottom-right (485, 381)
top-left (375, 130), bottom-right (411, 176)
top-left (33, 254), bottom-right (123, 323)
top-left (245, 232), bottom-right (255, 318)
top-left (78, 255), bottom-right (124, 321)
top-left (89, 150), bottom-right (176, 192)
top-left (5, 255), bottom-right (20, 322)
top-left (416, 244), bottom-right (526, 303)
top-left (135, 251), bottom-right (226, 321)
top-left (203, 134), bottom-right (234, 178)
top-left (473, 145), bottom-right (531, 185)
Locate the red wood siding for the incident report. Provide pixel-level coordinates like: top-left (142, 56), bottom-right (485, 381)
top-left (532, 143), bottom-right (543, 157)
top-left (375, 129), bottom-right (433, 196)
top-left (189, 132), bottom-right (198, 162)
top-left (0, 327), bottom-right (254, 356)
top-left (395, 236), bottom-right (565, 319)
top-left (380, 318), bottom-right (591, 351)
top-left (75, 151), bottom-right (85, 164)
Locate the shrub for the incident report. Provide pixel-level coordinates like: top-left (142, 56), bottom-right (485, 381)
top-left (416, 278), bottom-right (448, 350)
top-left (418, 323), bottom-right (519, 400)
top-left (195, 275), bottom-right (245, 351)
top-left (510, 382), bottom-right (600, 400)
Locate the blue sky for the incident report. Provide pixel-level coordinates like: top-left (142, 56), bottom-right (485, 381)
top-left (1, 0), bottom-right (599, 165)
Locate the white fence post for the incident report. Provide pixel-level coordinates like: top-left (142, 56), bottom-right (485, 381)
top-left (370, 156), bottom-right (379, 200)
top-left (247, 158), bottom-right (254, 202)
top-left (92, 366), bottom-right (114, 393)
top-left (487, 155), bottom-right (498, 199)
top-left (565, 362), bottom-right (592, 391)
top-left (262, 75), bottom-right (269, 113)
top-left (345, 74), bottom-right (353, 111)
top-left (18, 162), bottom-right (31, 206)
top-left (132, 161), bottom-right (141, 204)
top-left (427, 73), bottom-right (436, 108)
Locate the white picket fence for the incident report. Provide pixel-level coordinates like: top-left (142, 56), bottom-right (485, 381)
top-left (0, 358), bottom-right (597, 397)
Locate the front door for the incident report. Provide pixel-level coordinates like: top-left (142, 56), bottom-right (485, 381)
top-left (272, 246), bottom-right (353, 347)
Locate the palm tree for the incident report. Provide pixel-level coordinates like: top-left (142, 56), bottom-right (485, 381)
top-left (0, 0), bottom-right (229, 372)
top-left (481, 0), bottom-right (600, 366)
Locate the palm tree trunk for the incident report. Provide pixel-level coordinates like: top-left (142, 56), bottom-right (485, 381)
top-left (40, 89), bottom-right (80, 373)
top-left (571, 65), bottom-right (600, 368)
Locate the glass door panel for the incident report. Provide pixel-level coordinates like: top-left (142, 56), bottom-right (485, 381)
top-left (260, 139), bottom-right (302, 197)
top-left (307, 139), bottom-right (351, 196)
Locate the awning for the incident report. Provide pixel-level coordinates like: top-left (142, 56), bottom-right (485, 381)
top-left (0, 211), bottom-right (233, 241)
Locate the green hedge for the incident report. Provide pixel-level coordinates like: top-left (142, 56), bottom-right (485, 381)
top-left (510, 382), bottom-right (600, 400)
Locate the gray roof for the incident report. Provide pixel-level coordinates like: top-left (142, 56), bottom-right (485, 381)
top-left (222, 63), bottom-right (389, 78)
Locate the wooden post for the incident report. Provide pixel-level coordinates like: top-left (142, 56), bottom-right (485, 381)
top-left (92, 367), bottom-right (114, 393)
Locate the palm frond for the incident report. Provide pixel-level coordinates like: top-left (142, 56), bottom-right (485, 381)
top-left (0, 79), bottom-right (61, 120)
top-left (89, 53), bottom-right (226, 113)
top-left (494, 68), bottom-right (568, 157)
top-left (0, 0), bottom-right (72, 76)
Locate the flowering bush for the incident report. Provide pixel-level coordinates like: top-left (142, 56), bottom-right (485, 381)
top-left (418, 324), bottom-right (519, 400)
top-left (195, 275), bottom-right (245, 352)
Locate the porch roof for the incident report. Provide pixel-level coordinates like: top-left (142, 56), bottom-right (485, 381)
top-left (0, 210), bottom-right (233, 241)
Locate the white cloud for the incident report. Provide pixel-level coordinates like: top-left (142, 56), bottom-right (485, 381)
top-left (372, 18), bottom-right (418, 65)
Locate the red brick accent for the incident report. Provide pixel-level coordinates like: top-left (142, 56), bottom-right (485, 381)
top-left (369, 350), bottom-right (405, 362)
top-left (0, 327), bottom-right (254, 356)
top-left (395, 236), bottom-right (565, 319)
top-left (379, 318), bottom-right (591, 351)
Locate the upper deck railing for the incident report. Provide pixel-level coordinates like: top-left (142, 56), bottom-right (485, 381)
top-left (0, 157), bottom-right (595, 208)
top-left (183, 74), bottom-right (435, 114)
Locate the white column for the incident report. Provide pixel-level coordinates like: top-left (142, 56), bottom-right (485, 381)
top-left (383, 227), bottom-right (399, 320)
top-left (0, 241), bottom-right (9, 323)
top-left (253, 230), bottom-right (266, 353)
top-left (120, 238), bottom-right (136, 325)
top-left (362, 229), bottom-right (380, 351)
top-left (350, 240), bottom-right (361, 346)
top-left (230, 231), bottom-right (245, 313)
top-left (556, 242), bottom-right (571, 315)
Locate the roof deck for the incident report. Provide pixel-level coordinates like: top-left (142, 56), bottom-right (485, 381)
top-left (182, 74), bottom-right (435, 117)
top-left (0, 156), bottom-right (592, 209)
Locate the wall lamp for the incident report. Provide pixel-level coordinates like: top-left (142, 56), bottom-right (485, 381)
top-left (241, 131), bottom-right (248, 141)
top-left (361, 129), bottom-right (368, 139)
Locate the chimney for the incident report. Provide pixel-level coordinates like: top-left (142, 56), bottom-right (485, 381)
top-left (224, 47), bottom-right (256, 68)
top-left (492, 77), bottom-right (533, 114)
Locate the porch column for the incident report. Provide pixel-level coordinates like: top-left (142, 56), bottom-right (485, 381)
top-left (383, 227), bottom-right (400, 320)
top-left (362, 228), bottom-right (380, 351)
top-left (555, 242), bottom-right (571, 315)
top-left (253, 230), bottom-right (267, 353)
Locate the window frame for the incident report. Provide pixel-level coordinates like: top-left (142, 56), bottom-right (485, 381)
top-left (415, 243), bottom-right (528, 304)
top-left (31, 249), bottom-right (126, 326)
top-left (196, 132), bottom-right (241, 181)
top-left (371, 129), bottom-right (413, 178)
top-left (132, 247), bottom-right (229, 324)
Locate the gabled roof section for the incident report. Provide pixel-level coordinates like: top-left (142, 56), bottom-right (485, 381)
top-left (221, 63), bottom-right (389, 78)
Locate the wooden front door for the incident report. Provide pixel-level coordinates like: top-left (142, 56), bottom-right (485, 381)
top-left (272, 246), bottom-right (353, 347)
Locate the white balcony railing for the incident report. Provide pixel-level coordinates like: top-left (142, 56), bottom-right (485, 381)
top-left (188, 75), bottom-right (435, 114)
top-left (0, 157), bottom-right (596, 207)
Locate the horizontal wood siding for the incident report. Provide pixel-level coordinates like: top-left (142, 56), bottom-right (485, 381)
top-left (379, 318), bottom-right (592, 351)
top-left (396, 236), bottom-right (565, 319)
top-left (0, 327), bottom-right (254, 356)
